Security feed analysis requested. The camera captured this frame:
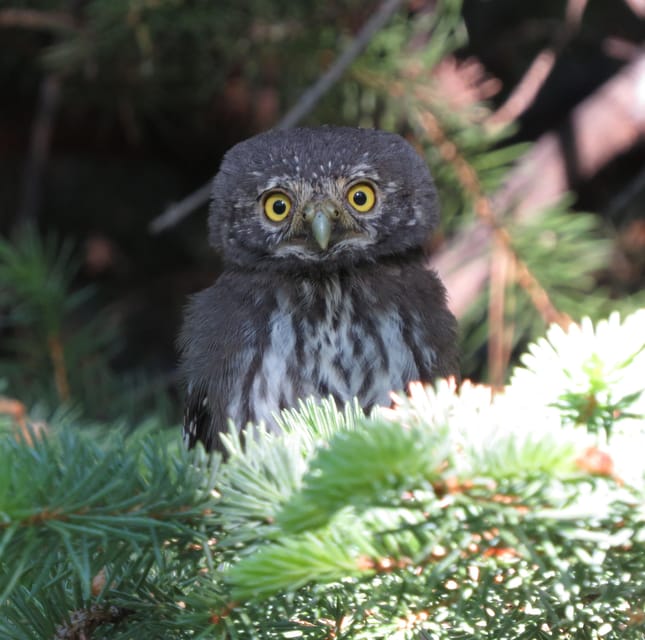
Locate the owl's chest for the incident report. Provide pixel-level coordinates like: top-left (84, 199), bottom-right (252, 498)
top-left (240, 275), bottom-right (431, 426)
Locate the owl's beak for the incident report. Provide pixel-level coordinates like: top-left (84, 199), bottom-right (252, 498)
top-left (303, 200), bottom-right (340, 250)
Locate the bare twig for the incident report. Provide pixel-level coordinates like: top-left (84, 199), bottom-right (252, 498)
top-left (487, 0), bottom-right (588, 128)
top-left (0, 8), bottom-right (77, 31)
top-left (48, 333), bottom-right (70, 403)
top-left (148, 182), bottom-right (212, 234)
top-left (487, 50), bottom-right (557, 128)
top-left (148, 0), bottom-right (404, 234)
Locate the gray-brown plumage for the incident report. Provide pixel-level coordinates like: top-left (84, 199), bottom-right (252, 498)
top-left (179, 126), bottom-right (458, 452)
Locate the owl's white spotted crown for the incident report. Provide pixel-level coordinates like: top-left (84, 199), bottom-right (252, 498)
top-left (207, 126), bottom-right (440, 270)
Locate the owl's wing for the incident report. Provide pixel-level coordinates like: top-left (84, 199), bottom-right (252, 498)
top-left (398, 263), bottom-right (460, 382)
top-left (183, 385), bottom-right (206, 449)
top-left (179, 271), bottom-right (272, 452)
top-left (373, 259), bottom-right (459, 383)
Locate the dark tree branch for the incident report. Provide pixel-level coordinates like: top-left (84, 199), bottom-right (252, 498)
top-left (0, 8), bottom-right (77, 31)
top-left (606, 164), bottom-right (645, 220)
top-left (277, 0), bottom-right (403, 130)
top-left (148, 0), bottom-right (404, 234)
top-left (17, 74), bottom-right (62, 225)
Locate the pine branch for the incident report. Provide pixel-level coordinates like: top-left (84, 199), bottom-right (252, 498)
top-left (0, 228), bottom-right (166, 419)
top-left (434, 53), bottom-right (645, 318)
top-left (47, 332), bottom-right (70, 403)
top-left (216, 312), bottom-right (645, 635)
top-left (414, 108), bottom-right (571, 332)
top-left (3, 312), bottom-right (645, 638)
top-left (0, 424), bottom-right (219, 602)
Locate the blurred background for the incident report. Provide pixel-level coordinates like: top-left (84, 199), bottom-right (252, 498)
top-left (0, 0), bottom-right (644, 427)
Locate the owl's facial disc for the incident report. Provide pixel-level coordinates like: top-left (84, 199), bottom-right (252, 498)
top-left (261, 179), bottom-right (381, 261)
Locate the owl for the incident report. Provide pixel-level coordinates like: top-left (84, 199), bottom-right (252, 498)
top-left (179, 126), bottom-right (458, 452)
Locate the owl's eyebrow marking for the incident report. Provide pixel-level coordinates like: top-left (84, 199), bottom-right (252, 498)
top-left (258, 175), bottom-right (296, 196)
top-left (349, 162), bottom-right (374, 173)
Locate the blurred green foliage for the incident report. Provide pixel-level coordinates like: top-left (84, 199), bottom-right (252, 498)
top-left (0, 226), bottom-right (174, 423)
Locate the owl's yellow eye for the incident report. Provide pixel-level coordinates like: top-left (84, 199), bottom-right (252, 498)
top-left (263, 191), bottom-right (292, 222)
top-left (347, 183), bottom-right (376, 213)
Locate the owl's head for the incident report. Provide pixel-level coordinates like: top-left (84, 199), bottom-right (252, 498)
top-left (209, 126), bottom-right (439, 270)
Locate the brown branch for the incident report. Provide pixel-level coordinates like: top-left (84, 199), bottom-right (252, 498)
top-left (148, 0), bottom-right (404, 234)
top-left (55, 604), bottom-right (132, 640)
top-left (0, 8), bottom-right (77, 31)
top-left (488, 235), bottom-right (512, 388)
top-left (48, 333), bottom-right (71, 403)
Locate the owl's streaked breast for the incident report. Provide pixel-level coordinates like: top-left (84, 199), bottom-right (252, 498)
top-left (227, 274), bottom-right (436, 430)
